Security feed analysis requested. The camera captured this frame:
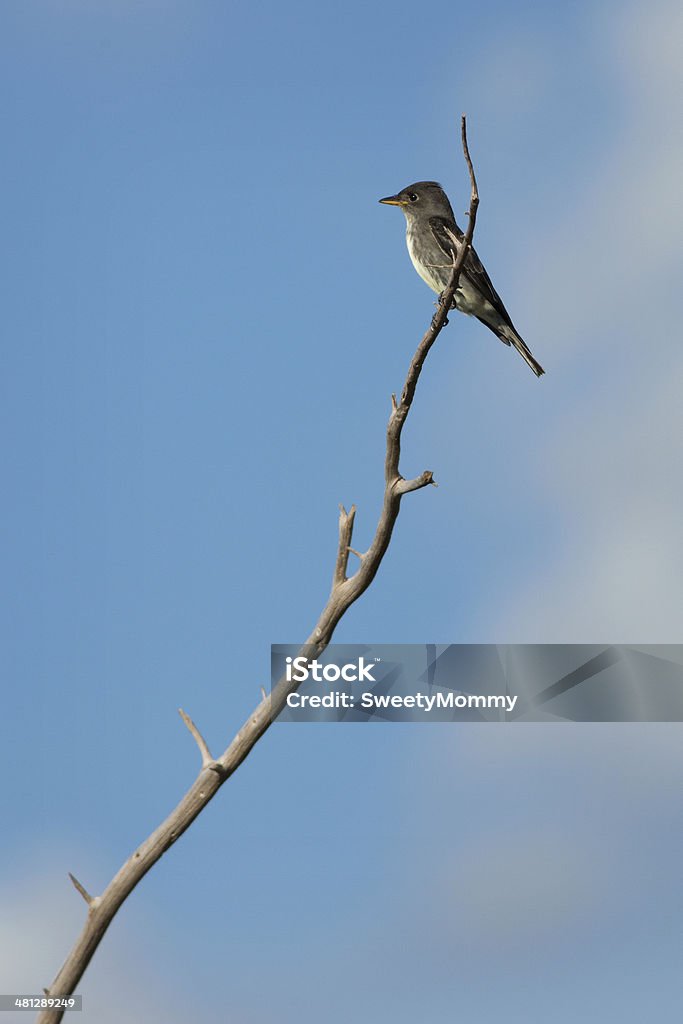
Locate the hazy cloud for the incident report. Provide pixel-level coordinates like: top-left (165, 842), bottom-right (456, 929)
top-left (487, 0), bottom-right (683, 640)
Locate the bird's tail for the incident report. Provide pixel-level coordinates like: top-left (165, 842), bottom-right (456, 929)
top-left (499, 324), bottom-right (545, 377)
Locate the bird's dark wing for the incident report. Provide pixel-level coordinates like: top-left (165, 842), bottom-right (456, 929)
top-left (428, 217), bottom-right (514, 324)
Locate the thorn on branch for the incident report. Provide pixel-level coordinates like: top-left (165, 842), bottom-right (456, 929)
top-left (178, 708), bottom-right (214, 768)
top-left (68, 872), bottom-right (94, 907)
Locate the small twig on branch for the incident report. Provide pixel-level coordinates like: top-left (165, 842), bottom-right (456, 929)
top-left (178, 709), bottom-right (214, 768)
top-left (37, 115), bottom-right (480, 1024)
top-left (68, 874), bottom-right (94, 908)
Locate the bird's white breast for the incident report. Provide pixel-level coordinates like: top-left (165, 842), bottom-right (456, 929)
top-left (405, 226), bottom-right (445, 294)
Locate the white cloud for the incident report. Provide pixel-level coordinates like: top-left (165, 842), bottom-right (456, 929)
top-left (451, 721), bottom-right (683, 792)
top-left (501, 368), bottom-right (683, 639)
top-left (412, 722), bottom-right (683, 950)
top-left (609, 0), bottom-right (683, 106)
top-left (0, 863), bottom-right (213, 1024)
top-left (526, 2), bottom-right (683, 363)
top-left (487, 0), bottom-right (683, 641)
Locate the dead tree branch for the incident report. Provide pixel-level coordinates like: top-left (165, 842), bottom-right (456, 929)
top-left (37, 115), bottom-right (479, 1024)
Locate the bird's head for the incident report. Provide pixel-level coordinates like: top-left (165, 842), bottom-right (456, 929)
top-left (378, 181), bottom-right (454, 220)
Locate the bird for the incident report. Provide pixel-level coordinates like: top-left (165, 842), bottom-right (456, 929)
top-left (379, 181), bottom-right (544, 377)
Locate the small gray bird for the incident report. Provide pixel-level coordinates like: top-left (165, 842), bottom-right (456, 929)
top-left (379, 181), bottom-right (544, 377)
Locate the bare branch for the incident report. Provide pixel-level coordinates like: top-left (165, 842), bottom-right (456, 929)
top-left (37, 115), bottom-right (480, 1023)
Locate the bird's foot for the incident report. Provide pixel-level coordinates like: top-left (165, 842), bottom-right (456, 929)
top-left (431, 310), bottom-right (448, 330)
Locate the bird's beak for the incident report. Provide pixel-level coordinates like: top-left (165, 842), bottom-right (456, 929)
top-left (378, 194), bottom-right (405, 206)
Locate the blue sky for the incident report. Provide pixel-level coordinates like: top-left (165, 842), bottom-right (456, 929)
top-left (2, 0), bottom-right (682, 1021)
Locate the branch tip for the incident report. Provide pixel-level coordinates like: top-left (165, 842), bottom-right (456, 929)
top-left (460, 115), bottom-right (479, 206)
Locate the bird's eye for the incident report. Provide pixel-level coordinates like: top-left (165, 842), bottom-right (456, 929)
top-left (408, 193), bottom-right (418, 202)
